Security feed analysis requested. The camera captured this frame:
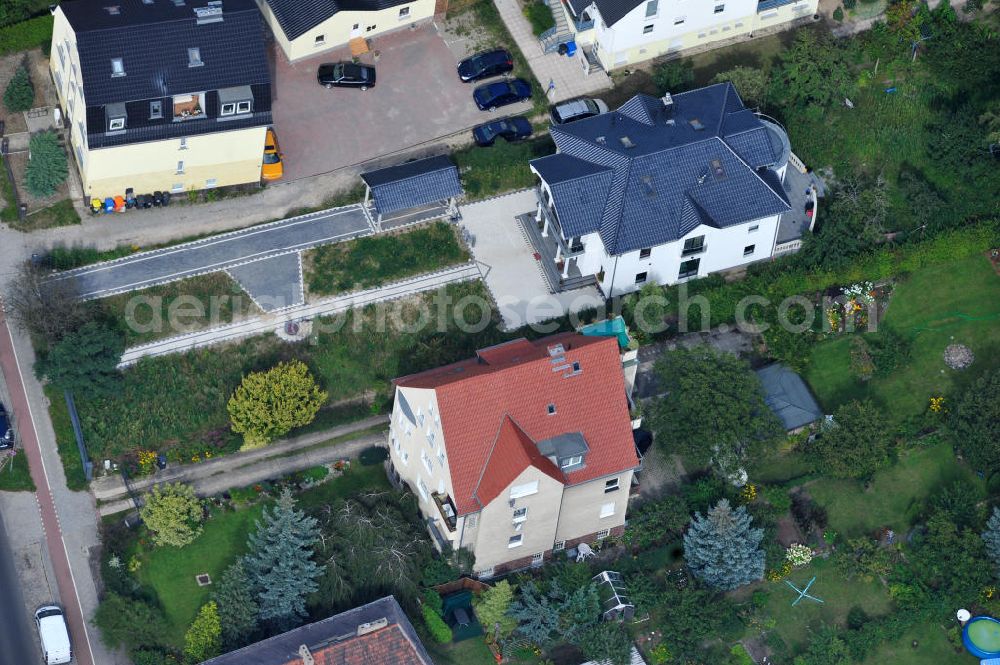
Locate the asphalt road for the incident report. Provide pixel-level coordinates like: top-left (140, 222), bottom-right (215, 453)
top-left (0, 508), bottom-right (40, 665)
top-left (49, 204), bottom-right (373, 299)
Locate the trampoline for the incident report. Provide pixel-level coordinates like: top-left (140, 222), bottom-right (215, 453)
top-left (963, 616), bottom-right (1000, 658)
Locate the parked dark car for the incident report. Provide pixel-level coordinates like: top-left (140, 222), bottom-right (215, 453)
top-left (473, 79), bottom-right (532, 111)
top-left (317, 62), bottom-right (376, 90)
top-left (472, 116), bottom-right (533, 146)
top-left (458, 49), bottom-right (514, 82)
top-left (0, 403), bottom-right (13, 450)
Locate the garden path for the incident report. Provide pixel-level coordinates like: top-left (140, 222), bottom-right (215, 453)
top-left (92, 414), bottom-right (389, 516)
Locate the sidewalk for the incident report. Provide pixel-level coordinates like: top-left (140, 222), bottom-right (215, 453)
top-left (118, 262), bottom-right (483, 365)
top-left (95, 416), bottom-right (390, 516)
top-left (493, 0), bottom-right (611, 103)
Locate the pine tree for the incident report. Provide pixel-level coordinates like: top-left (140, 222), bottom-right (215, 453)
top-left (684, 499), bottom-right (764, 591)
top-left (244, 488), bottom-right (320, 630)
top-left (983, 507), bottom-right (1000, 574)
top-left (213, 559), bottom-right (258, 649)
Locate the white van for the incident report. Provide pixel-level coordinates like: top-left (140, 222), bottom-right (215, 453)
top-left (34, 605), bottom-right (72, 664)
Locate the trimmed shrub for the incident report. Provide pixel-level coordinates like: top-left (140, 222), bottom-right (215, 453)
top-left (422, 604), bottom-right (453, 643)
top-left (3, 66), bottom-right (33, 112)
top-left (0, 15), bottom-right (52, 56)
top-left (833, 6), bottom-right (844, 20)
top-left (25, 130), bottom-right (68, 197)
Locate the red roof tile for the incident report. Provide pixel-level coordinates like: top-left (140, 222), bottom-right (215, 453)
top-left (278, 625), bottom-right (428, 665)
top-left (396, 333), bottom-right (638, 514)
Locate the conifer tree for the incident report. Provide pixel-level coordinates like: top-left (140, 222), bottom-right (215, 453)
top-left (983, 507), bottom-right (1000, 574)
top-left (213, 559), bottom-right (258, 649)
top-left (684, 498), bottom-right (764, 591)
top-left (244, 489), bottom-right (320, 629)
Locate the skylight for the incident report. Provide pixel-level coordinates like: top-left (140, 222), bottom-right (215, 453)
top-left (689, 118), bottom-right (705, 130)
top-left (110, 58), bottom-right (125, 77)
top-left (187, 47), bottom-right (203, 67)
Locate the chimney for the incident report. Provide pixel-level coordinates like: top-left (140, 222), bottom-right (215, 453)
top-left (298, 645), bottom-right (315, 665)
top-left (357, 617), bottom-right (389, 636)
top-left (661, 92), bottom-right (674, 114)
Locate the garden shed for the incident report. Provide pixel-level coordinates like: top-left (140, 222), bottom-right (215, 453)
top-left (592, 570), bottom-right (635, 621)
top-left (755, 363), bottom-right (824, 433)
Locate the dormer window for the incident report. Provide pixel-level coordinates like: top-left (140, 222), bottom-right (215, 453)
top-left (106, 102), bottom-right (127, 132)
top-left (547, 403), bottom-right (556, 415)
top-left (110, 58), bottom-right (125, 77)
top-left (188, 47), bottom-right (203, 68)
top-left (219, 86), bottom-right (253, 117)
top-left (109, 117), bottom-right (125, 130)
top-left (149, 100), bottom-right (162, 119)
top-left (560, 455), bottom-right (583, 469)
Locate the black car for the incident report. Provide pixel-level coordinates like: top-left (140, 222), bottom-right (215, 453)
top-left (473, 116), bottom-right (533, 146)
top-left (473, 78), bottom-right (532, 111)
top-left (317, 62), bottom-right (376, 90)
top-left (458, 49), bottom-right (514, 82)
top-left (0, 403), bottom-right (13, 450)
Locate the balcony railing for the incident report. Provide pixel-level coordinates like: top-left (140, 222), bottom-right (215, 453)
top-left (681, 244), bottom-right (706, 257)
top-left (432, 492), bottom-right (458, 532)
top-left (575, 18), bottom-right (595, 30)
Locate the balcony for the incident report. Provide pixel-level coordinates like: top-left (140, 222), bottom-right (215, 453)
top-left (172, 93), bottom-right (206, 122)
top-left (432, 492), bottom-right (458, 532)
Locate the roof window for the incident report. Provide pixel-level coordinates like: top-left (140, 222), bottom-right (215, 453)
top-left (188, 47), bottom-right (203, 68)
top-left (104, 5), bottom-right (121, 15)
top-left (689, 118), bottom-right (705, 130)
top-left (619, 136), bottom-right (635, 148)
top-left (547, 403), bottom-right (557, 415)
top-left (110, 58), bottom-right (125, 77)
top-left (710, 158), bottom-right (725, 178)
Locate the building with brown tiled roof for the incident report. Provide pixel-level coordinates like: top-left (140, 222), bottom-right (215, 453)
top-left (199, 596), bottom-right (432, 665)
top-left (388, 332), bottom-right (640, 577)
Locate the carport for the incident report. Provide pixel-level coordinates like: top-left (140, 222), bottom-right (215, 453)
top-left (361, 155), bottom-right (463, 230)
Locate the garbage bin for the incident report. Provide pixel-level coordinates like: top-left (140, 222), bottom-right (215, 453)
top-left (565, 40), bottom-right (577, 57)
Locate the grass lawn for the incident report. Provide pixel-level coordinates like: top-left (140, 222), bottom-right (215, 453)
top-left (427, 637), bottom-right (497, 665)
top-left (454, 135), bottom-right (555, 199)
top-left (860, 620), bottom-right (968, 665)
top-left (806, 254), bottom-right (1000, 421)
top-left (9, 199), bottom-right (82, 232)
top-left (96, 273), bottom-right (260, 346)
top-left (0, 450), bottom-right (35, 491)
top-left (305, 222), bottom-right (470, 297)
top-left (749, 556), bottom-right (894, 653)
top-left (136, 502), bottom-right (264, 646)
top-left (806, 440), bottom-right (984, 539)
top-left (136, 464), bottom-right (389, 648)
top-left (44, 385), bottom-right (89, 491)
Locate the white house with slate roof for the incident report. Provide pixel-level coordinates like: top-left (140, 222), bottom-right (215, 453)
top-left (528, 82), bottom-right (795, 297)
top-left (50, 0), bottom-right (272, 199)
top-left (560, 0), bottom-right (817, 71)
top-left (258, 0), bottom-right (437, 62)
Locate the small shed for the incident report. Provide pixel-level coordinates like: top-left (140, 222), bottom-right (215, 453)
top-left (581, 646), bottom-right (648, 665)
top-left (755, 363), bottom-right (824, 433)
top-left (592, 570), bottom-right (634, 621)
top-left (361, 155), bottom-right (463, 229)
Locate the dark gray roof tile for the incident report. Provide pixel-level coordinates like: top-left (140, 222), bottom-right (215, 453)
top-left (362, 155), bottom-right (463, 216)
top-left (265, 0), bottom-right (414, 40)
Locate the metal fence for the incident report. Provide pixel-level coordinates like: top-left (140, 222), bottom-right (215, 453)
top-left (63, 390), bottom-right (93, 482)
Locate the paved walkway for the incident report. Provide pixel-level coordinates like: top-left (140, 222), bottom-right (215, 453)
top-left (94, 415), bottom-right (389, 516)
top-left (493, 0), bottom-right (611, 103)
top-left (0, 313), bottom-right (97, 665)
top-left (461, 190), bottom-right (602, 329)
top-left (118, 262), bottom-right (483, 365)
top-left (49, 205), bottom-right (372, 300)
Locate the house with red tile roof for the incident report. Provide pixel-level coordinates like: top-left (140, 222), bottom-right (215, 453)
top-left (388, 332), bottom-right (640, 577)
top-left (200, 596), bottom-right (432, 665)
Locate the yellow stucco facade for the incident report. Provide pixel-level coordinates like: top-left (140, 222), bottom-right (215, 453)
top-left (50, 6), bottom-right (267, 199)
top-left (258, 0), bottom-right (436, 62)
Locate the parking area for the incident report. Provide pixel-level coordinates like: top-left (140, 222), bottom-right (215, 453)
top-left (270, 23), bottom-right (531, 181)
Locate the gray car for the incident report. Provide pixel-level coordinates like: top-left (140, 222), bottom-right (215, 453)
top-left (550, 98), bottom-right (609, 125)
top-left (0, 403), bottom-right (13, 449)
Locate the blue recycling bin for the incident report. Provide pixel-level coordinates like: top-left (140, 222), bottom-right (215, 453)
top-left (565, 40), bottom-right (577, 57)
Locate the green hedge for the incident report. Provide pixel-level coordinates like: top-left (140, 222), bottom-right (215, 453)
top-left (0, 14), bottom-right (52, 57)
top-left (422, 604), bottom-right (453, 644)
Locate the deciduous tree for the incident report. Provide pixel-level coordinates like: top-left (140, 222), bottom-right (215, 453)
top-left (949, 371), bottom-right (1000, 478)
top-left (213, 559), bottom-right (258, 649)
top-left (579, 622), bottom-right (633, 665)
top-left (773, 29), bottom-right (853, 110)
top-left (94, 593), bottom-right (167, 652)
top-left (227, 360), bottom-right (327, 449)
top-left (139, 482), bottom-right (204, 548)
top-left (712, 66), bottom-right (770, 108)
top-left (244, 489), bottom-right (320, 630)
top-left (184, 601), bottom-right (221, 663)
top-left (473, 579), bottom-right (517, 638)
top-left (6, 261), bottom-right (92, 347)
top-left (25, 130), bottom-right (68, 197)
top-left (648, 347), bottom-right (782, 480)
top-left (684, 499), bottom-right (764, 591)
top-left (807, 400), bottom-right (891, 479)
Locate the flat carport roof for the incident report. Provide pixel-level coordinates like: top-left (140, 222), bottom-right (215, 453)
top-left (361, 154), bottom-right (463, 218)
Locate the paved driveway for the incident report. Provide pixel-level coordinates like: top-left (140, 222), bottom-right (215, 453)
top-left (461, 189), bottom-right (601, 330)
top-left (270, 23), bottom-right (530, 180)
top-left (51, 206), bottom-right (372, 299)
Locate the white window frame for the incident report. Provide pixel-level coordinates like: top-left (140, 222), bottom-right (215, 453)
top-left (561, 455), bottom-right (583, 469)
top-left (179, 137), bottom-right (188, 150)
top-left (149, 100), bottom-right (163, 120)
top-left (401, 450), bottom-right (410, 465)
top-left (531, 551), bottom-right (544, 562)
top-left (553, 540), bottom-right (566, 552)
top-left (513, 507), bottom-right (528, 523)
top-left (205, 178), bottom-right (217, 188)
top-left (314, 34), bottom-right (326, 46)
top-left (110, 57), bottom-right (125, 77)
top-left (642, 24), bottom-right (654, 34)
top-left (645, 0), bottom-right (658, 17)
top-left (398, 6), bottom-right (410, 18)
top-left (236, 100), bottom-right (251, 114)
top-left (749, 224), bottom-right (759, 233)
top-left (596, 528), bottom-right (611, 540)
top-left (220, 102), bottom-right (236, 116)
top-left (108, 117), bottom-right (125, 131)
top-left (508, 534), bottom-right (523, 549)
top-left (437, 449), bottom-right (446, 466)
top-left (600, 502), bottom-right (616, 519)
top-left (176, 160), bottom-right (185, 174)
top-left (744, 244), bottom-right (756, 256)
top-left (171, 183), bottom-right (184, 193)
top-left (510, 480), bottom-right (538, 499)
top-left (674, 16), bottom-right (685, 24)
top-left (714, 3), bottom-right (725, 11)
top-left (421, 450), bottom-right (433, 474)
top-left (605, 478), bottom-right (620, 493)
top-left (417, 476), bottom-right (429, 502)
